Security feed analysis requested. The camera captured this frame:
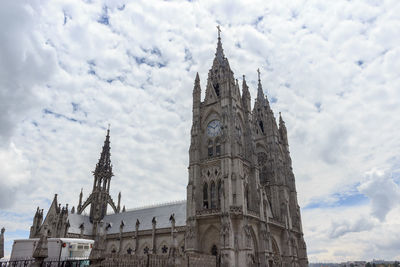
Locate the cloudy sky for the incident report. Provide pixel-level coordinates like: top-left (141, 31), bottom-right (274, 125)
top-left (1, 0), bottom-right (400, 262)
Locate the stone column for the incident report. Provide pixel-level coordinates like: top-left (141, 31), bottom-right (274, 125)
top-left (134, 219), bottom-right (140, 254)
top-left (118, 220), bottom-right (124, 254)
top-left (151, 217), bottom-right (157, 254)
top-left (168, 214), bottom-right (178, 266)
top-left (89, 221), bottom-right (106, 266)
top-left (32, 225), bottom-right (48, 267)
top-left (79, 223), bottom-right (85, 238)
top-left (0, 227), bottom-right (5, 259)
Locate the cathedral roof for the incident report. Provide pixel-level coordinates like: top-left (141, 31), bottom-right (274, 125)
top-left (102, 200), bottom-right (186, 234)
top-left (67, 201), bottom-right (186, 235)
top-left (67, 213), bottom-right (93, 235)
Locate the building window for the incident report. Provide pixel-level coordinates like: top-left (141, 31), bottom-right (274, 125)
top-left (208, 140), bottom-right (213, 157)
top-left (127, 247), bottom-right (132, 255)
top-left (144, 246), bottom-right (149, 254)
top-left (210, 181), bottom-right (216, 209)
top-left (161, 245), bottom-right (168, 254)
top-left (215, 138), bottom-right (221, 156)
top-left (259, 121), bottom-right (264, 133)
top-left (203, 183), bottom-right (209, 209)
top-left (217, 180), bottom-right (222, 208)
top-left (214, 83), bottom-right (220, 97)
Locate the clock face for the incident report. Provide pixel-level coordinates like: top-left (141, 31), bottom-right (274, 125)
top-left (207, 120), bottom-right (222, 137)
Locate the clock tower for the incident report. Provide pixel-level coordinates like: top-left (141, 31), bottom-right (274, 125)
top-left (186, 29), bottom-right (269, 266)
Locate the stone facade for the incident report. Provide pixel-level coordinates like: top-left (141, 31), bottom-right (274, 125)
top-left (29, 31), bottom-right (308, 267)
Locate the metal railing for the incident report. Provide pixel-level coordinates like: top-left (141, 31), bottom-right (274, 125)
top-left (0, 258), bottom-right (90, 267)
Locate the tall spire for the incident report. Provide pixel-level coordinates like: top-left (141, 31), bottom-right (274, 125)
top-left (192, 72), bottom-right (201, 116)
top-left (93, 127), bottom-right (113, 180)
top-left (256, 68), bottom-right (265, 107)
top-left (215, 25), bottom-right (225, 63)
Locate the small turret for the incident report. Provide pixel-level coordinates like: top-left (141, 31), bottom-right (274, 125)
top-left (78, 189), bottom-right (83, 210)
top-left (117, 192), bottom-right (121, 213)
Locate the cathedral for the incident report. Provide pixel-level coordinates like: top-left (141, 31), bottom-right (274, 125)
top-left (29, 31), bottom-right (308, 267)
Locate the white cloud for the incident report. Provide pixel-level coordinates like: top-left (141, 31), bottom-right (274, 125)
top-left (0, 0), bottom-right (400, 262)
top-left (358, 169), bottom-right (400, 221)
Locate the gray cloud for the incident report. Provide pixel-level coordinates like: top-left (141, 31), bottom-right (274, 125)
top-left (358, 170), bottom-right (400, 221)
top-left (329, 217), bottom-right (376, 239)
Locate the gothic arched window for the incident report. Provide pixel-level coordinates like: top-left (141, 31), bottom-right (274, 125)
top-left (215, 138), bottom-right (221, 156)
top-left (214, 83), bottom-right (220, 97)
top-left (211, 244), bottom-right (218, 256)
top-left (210, 181), bottom-right (216, 209)
top-left (208, 140), bottom-right (213, 158)
top-left (217, 180), bottom-right (222, 208)
top-left (203, 183), bottom-right (209, 209)
top-left (259, 120), bottom-right (264, 133)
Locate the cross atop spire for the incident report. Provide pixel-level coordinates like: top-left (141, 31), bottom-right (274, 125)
top-left (257, 68), bottom-right (261, 82)
top-left (217, 25), bottom-right (221, 39)
top-left (214, 25), bottom-right (225, 63)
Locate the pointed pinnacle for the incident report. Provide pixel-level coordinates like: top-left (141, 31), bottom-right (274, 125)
top-left (215, 26), bottom-right (224, 61)
top-left (257, 69), bottom-right (265, 106)
top-left (279, 112), bottom-right (285, 125)
top-left (195, 72), bottom-right (200, 82)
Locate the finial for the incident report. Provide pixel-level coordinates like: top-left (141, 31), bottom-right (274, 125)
top-left (257, 68), bottom-right (261, 81)
top-left (243, 74), bottom-right (245, 81)
top-left (217, 25), bottom-right (221, 39)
